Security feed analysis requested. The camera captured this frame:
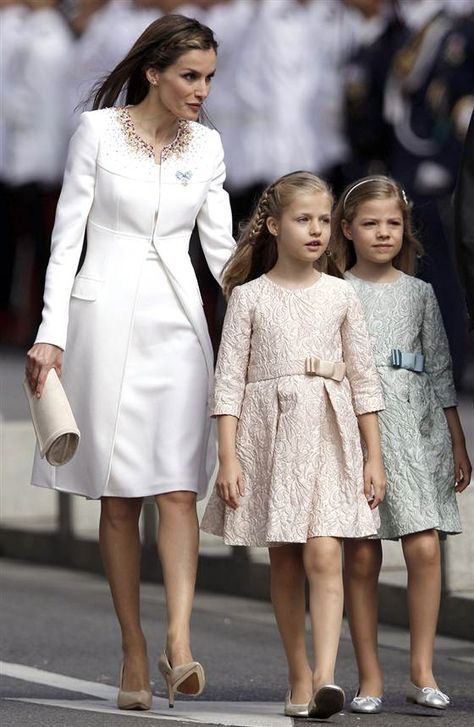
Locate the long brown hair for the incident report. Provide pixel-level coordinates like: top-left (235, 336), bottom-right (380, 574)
top-left (89, 14), bottom-right (218, 110)
top-left (222, 171), bottom-right (342, 299)
top-left (332, 175), bottom-right (423, 274)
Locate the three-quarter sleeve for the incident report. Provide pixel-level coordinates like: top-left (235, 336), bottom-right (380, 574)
top-left (422, 284), bottom-right (457, 408)
top-left (341, 286), bottom-right (385, 415)
top-left (212, 285), bottom-right (253, 418)
top-left (196, 130), bottom-right (235, 284)
top-left (34, 111), bottom-right (100, 350)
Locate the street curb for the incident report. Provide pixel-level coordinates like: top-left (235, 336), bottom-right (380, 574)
top-left (0, 527), bottom-right (472, 641)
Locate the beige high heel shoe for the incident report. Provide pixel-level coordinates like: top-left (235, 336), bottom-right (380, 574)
top-left (117, 664), bottom-right (153, 711)
top-left (158, 652), bottom-right (205, 708)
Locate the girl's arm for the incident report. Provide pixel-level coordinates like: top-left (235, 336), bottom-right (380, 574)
top-left (340, 286), bottom-right (385, 416)
top-left (340, 286), bottom-right (386, 506)
top-left (421, 284), bottom-right (471, 491)
top-left (444, 407), bottom-right (472, 492)
top-left (211, 285), bottom-right (252, 509)
top-left (421, 284), bottom-right (457, 407)
top-left (215, 415), bottom-right (245, 510)
top-left (357, 412), bottom-right (386, 509)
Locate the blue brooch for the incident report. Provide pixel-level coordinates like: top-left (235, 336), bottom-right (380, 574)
top-left (176, 170), bottom-right (193, 186)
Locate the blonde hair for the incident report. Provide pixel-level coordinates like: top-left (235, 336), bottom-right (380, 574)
top-left (332, 175), bottom-right (423, 274)
top-left (222, 171), bottom-right (341, 298)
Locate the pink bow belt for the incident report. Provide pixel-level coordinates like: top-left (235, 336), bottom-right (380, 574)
top-left (247, 357), bottom-right (346, 383)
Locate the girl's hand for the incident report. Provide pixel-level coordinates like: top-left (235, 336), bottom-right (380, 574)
top-left (216, 456), bottom-right (245, 510)
top-left (453, 444), bottom-right (472, 493)
top-left (363, 456), bottom-right (386, 509)
top-left (25, 343), bottom-right (63, 398)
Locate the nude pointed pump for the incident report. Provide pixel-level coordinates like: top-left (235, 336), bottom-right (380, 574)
top-left (117, 664), bottom-right (153, 711)
top-left (158, 652), bottom-right (205, 708)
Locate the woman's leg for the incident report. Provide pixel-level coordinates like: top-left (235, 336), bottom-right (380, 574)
top-left (269, 544), bottom-right (312, 704)
top-left (99, 497), bottom-right (149, 691)
top-left (343, 539), bottom-right (383, 696)
top-left (155, 491), bottom-right (199, 674)
top-left (402, 529), bottom-right (441, 688)
top-left (303, 537), bottom-right (343, 689)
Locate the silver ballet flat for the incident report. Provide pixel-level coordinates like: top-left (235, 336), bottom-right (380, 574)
top-left (350, 692), bottom-right (383, 714)
top-left (406, 683), bottom-right (450, 709)
top-left (284, 689), bottom-right (309, 718)
top-left (308, 684), bottom-right (345, 719)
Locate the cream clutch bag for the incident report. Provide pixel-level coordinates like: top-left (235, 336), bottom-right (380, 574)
top-left (23, 368), bottom-right (80, 466)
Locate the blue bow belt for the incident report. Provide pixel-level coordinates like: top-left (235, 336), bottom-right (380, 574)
top-left (391, 349), bottom-right (425, 372)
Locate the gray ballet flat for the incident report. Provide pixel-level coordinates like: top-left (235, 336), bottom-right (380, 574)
top-left (350, 692), bottom-right (383, 714)
top-left (406, 683), bottom-right (450, 709)
top-left (308, 684), bottom-right (345, 719)
top-left (284, 689), bottom-right (309, 718)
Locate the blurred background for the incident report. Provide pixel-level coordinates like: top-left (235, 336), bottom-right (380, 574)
top-left (1, 0), bottom-right (473, 634)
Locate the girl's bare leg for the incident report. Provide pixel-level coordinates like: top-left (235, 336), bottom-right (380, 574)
top-left (402, 529), bottom-right (441, 688)
top-left (343, 539), bottom-right (383, 696)
top-left (155, 491), bottom-right (199, 677)
top-left (303, 536), bottom-right (343, 689)
top-left (269, 544), bottom-right (312, 704)
top-left (99, 497), bottom-right (149, 691)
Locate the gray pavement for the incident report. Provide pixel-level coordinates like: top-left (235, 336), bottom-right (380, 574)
top-left (1, 560), bottom-right (473, 727)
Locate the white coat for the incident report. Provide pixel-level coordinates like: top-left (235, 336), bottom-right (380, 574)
top-left (32, 108), bottom-right (235, 499)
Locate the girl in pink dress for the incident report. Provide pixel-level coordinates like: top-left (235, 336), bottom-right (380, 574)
top-left (201, 171), bottom-right (386, 719)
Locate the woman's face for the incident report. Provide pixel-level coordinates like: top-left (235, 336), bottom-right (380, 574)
top-left (147, 48), bottom-right (217, 121)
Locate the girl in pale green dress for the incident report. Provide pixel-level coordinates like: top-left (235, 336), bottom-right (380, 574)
top-left (332, 176), bottom-right (471, 714)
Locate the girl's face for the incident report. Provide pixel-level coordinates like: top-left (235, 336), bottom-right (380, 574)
top-left (267, 191), bottom-right (332, 264)
top-left (342, 196), bottom-right (404, 265)
top-left (147, 48), bottom-right (216, 121)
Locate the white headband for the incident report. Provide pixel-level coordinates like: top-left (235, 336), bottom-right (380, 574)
top-left (343, 178), bottom-right (408, 210)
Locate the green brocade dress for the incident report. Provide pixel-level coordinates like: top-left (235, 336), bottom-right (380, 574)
top-left (345, 271), bottom-right (461, 539)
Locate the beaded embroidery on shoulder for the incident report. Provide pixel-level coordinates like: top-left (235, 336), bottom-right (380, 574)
top-left (114, 106), bottom-right (196, 161)
top-left (99, 108), bottom-right (211, 175)
top-left (163, 120), bottom-right (213, 171)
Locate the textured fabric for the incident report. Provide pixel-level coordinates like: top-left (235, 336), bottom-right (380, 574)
top-left (201, 274), bottom-right (384, 546)
top-left (345, 271), bottom-right (461, 539)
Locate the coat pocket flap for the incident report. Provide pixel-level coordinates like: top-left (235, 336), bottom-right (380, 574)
top-left (71, 275), bottom-right (103, 301)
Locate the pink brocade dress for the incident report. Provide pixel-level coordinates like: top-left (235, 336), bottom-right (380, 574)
top-left (201, 274), bottom-right (385, 547)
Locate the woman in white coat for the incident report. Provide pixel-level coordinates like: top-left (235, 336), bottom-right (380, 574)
top-left (25, 14), bottom-right (235, 710)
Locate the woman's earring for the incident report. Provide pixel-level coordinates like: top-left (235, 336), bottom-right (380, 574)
top-left (325, 249), bottom-right (332, 257)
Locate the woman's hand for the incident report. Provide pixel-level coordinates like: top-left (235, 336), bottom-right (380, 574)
top-left (25, 343), bottom-right (63, 398)
top-left (363, 456), bottom-right (386, 509)
top-left (216, 455), bottom-right (245, 510)
top-left (454, 443), bottom-right (472, 493)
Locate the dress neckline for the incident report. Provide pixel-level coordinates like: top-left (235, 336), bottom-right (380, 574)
top-left (345, 270), bottom-right (405, 286)
top-left (263, 272), bottom-right (325, 292)
top-left (116, 107), bottom-right (191, 164)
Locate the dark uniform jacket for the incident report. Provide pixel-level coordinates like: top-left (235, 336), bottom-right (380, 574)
top-left (455, 111), bottom-right (474, 323)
